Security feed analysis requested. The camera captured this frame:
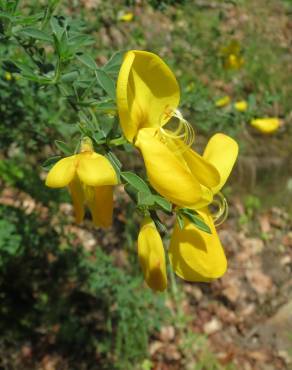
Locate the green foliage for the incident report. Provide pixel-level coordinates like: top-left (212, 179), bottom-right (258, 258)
top-left (0, 204), bottom-right (167, 369)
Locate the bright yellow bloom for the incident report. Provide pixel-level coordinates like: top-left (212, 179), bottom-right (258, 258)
top-left (234, 100), bottom-right (248, 112)
top-left (117, 50), bottom-right (220, 207)
top-left (46, 137), bottom-right (118, 227)
top-left (250, 118), bottom-right (280, 134)
top-left (215, 95), bottom-right (231, 108)
top-left (118, 12), bottom-right (134, 22)
top-left (137, 217), bottom-right (167, 291)
top-left (169, 133), bottom-right (238, 282)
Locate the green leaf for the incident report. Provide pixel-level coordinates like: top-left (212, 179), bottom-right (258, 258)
top-left (94, 100), bottom-right (116, 113)
top-left (50, 16), bottom-right (65, 40)
top-left (19, 27), bottom-right (52, 42)
top-left (95, 69), bottom-right (116, 100)
top-left (153, 195), bottom-right (172, 213)
top-left (102, 51), bottom-right (124, 73)
top-left (177, 214), bottom-right (185, 230)
top-left (54, 140), bottom-right (72, 155)
top-left (41, 155), bottom-right (61, 170)
top-left (137, 192), bottom-right (155, 207)
top-left (76, 53), bottom-right (97, 70)
top-left (124, 184), bottom-right (138, 203)
top-left (121, 172), bottom-right (151, 194)
top-left (150, 211), bottom-right (167, 233)
top-left (180, 209), bottom-right (211, 234)
top-left (60, 71), bottom-right (79, 82)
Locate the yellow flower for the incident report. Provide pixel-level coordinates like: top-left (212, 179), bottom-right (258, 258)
top-left (117, 50), bottom-right (220, 207)
top-left (45, 137), bottom-right (118, 227)
top-left (137, 217), bottom-right (167, 291)
top-left (234, 100), bottom-right (248, 112)
top-left (5, 72), bottom-right (12, 81)
top-left (250, 118), bottom-right (280, 134)
top-left (220, 40), bottom-right (244, 70)
top-left (215, 95), bottom-right (231, 108)
top-left (169, 133), bottom-right (239, 282)
top-left (118, 12), bottom-right (134, 22)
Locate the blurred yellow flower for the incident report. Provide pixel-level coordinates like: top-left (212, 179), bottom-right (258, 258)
top-left (118, 12), bottom-right (134, 22)
top-left (169, 133), bottom-right (238, 282)
top-left (138, 217), bottom-right (167, 292)
top-left (234, 100), bottom-right (248, 112)
top-left (117, 50), bottom-right (220, 208)
top-left (220, 40), bottom-right (244, 70)
top-left (250, 118), bottom-right (280, 134)
top-left (5, 72), bottom-right (12, 81)
top-left (215, 95), bottom-right (231, 108)
top-left (45, 137), bottom-right (118, 227)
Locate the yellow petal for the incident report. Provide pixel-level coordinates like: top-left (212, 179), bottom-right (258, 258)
top-left (182, 147), bottom-right (220, 189)
top-left (77, 152), bottom-right (118, 187)
top-left (169, 209), bottom-right (227, 282)
top-left (234, 100), bottom-right (248, 112)
top-left (117, 50), bottom-right (180, 142)
top-left (68, 177), bottom-right (85, 224)
top-left (203, 133), bottom-right (238, 194)
top-left (215, 95), bottom-right (231, 108)
top-left (45, 155), bottom-right (77, 188)
top-left (135, 128), bottom-right (203, 207)
top-left (88, 186), bottom-right (114, 228)
top-left (250, 118), bottom-right (280, 134)
top-left (118, 12), bottom-right (134, 22)
top-left (137, 217), bottom-right (167, 291)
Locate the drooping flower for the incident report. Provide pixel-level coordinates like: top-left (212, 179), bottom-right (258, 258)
top-left (117, 50), bottom-right (220, 207)
top-left (234, 100), bottom-right (248, 112)
top-left (250, 117), bottom-right (280, 134)
top-left (215, 95), bottom-right (231, 108)
top-left (169, 133), bottom-right (238, 282)
top-left (45, 137), bottom-right (118, 227)
top-left (137, 217), bottom-right (167, 291)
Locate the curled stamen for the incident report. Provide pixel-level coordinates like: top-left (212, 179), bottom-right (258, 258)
top-left (158, 108), bottom-right (195, 152)
top-left (211, 192), bottom-right (229, 226)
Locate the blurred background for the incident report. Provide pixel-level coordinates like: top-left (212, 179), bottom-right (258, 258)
top-left (0, 0), bottom-right (291, 369)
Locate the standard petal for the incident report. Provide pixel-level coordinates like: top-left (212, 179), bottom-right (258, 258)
top-left (77, 153), bottom-right (118, 187)
top-left (88, 185), bottom-right (114, 228)
top-left (137, 218), bottom-right (167, 292)
top-left (117, 50), bottom-right (180, 142)
top-left (68, 176), bottom-right (85, 224)
top-left (182, 147), bottom-right (220, 189)
top-left (169, 209), bottom-right (227, 282)
top-left (203, 133), bottom-right (238, 194)
top-left (45, 155), bottom-right (77, 188)
top-left (135, 128), bottom-right (203, 207)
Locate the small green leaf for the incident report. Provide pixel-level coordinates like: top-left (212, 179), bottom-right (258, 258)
top-left (41, 156), bottom-right (61, 170)
top-left (54, 140), bottom-right (72, 155)
top-left (61, 71), bottom-right (79, 82)
top-left (50, 16), bottom-right (65, 40)
top-left (19, 27), bottom-right (52, 42)
top-left (177, 214), bottom-right (185, 230)
top-left (102, 51), bottom-right (124, 73)
top-left (138, 192), bottom-right (155, 207)
top-left (153, 195), bottom-right (172, 213)
top-left (180, 209), bottom-right (211, 234)
top-left (95, 69), bottom-right (116, 100)
top-left (121, 172), bottom-right (151, 194)
top-left (124, 184), bottom-right (138, 203)
top-left (77, 53), bottom-right (97, 70)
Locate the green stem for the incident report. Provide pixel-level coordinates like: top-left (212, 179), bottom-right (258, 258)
top-left (109, 137), bottom-right (128, 146)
